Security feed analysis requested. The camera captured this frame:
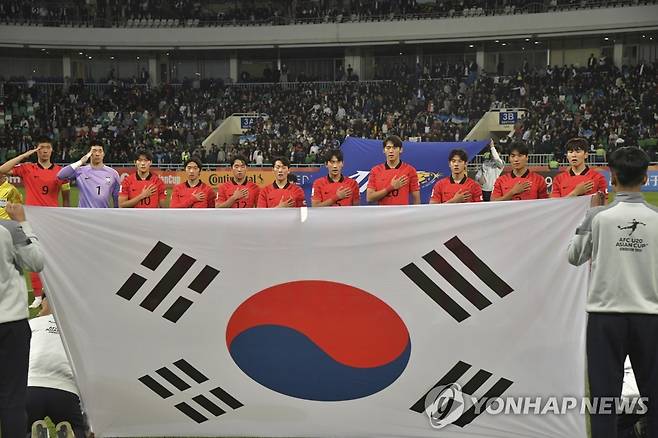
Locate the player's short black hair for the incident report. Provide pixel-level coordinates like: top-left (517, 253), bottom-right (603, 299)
top-left (90, 140), bottom-right (104, 150)
top-left (231, 155), bottom-right (248, 166)
top-left (184, 156), bottom-right (203, 169)
top-left (35, 135), bottom-right (52, 145)
top-left (383, 135), bottom-right (403, 149)
top-left (135, 149), bottom-right (153, 161)
top-left (273, 156), bottom-right (290, 168)
top-left (325, 149), bottom-right (343, 163)
top-left (608, 147), bottom-right (650, 187)
top-left (509, 142), bottom-right (529, 156)
top-left (448, 148), bottom-right (468, 162)
top-left (565, 137), bottom-right (589, 152)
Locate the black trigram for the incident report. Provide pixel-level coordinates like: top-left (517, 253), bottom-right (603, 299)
top-left (401, 236), bottom-right (513, 322)
top-left (139, 359), bottom-right (243, 424)
top-left (410, 361), bottom-right (513, 428)
top-left (116, 241), bottom-right (220, 322)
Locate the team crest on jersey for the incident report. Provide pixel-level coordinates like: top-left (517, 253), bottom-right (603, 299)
top-left (105, 176), bottom-right (112, 184)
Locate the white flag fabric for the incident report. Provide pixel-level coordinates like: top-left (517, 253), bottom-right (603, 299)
top-left (27, 197), bottom-right (590, 438)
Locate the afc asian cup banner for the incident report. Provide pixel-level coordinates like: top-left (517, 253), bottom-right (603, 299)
top-left (301, 138), bottom-right (489, 204)
top-left (27, 198), bottom-right (589, 438)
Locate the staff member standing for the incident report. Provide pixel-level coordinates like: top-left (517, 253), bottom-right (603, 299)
top-left (568, 147), bottom-right (658, 437)
top-left (475, 139), bottom-right (504, 201)
top-left (0, 203), bottom-right (44, 438)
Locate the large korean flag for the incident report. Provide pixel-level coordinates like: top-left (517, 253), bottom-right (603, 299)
top-left (27, 198), bottom-right (589, 438)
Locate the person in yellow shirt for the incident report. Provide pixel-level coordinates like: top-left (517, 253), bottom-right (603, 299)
top-left (0, 174), bottom-right (23, 219)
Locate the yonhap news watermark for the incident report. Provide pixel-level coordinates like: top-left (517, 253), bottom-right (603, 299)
top-left (424, 383), bottom-right (648, 429)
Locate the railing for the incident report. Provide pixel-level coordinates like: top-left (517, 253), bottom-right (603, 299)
top-left (0, 0), bottom-right (653, 28)
top-left (2, 78), bottom-right (475, 97)
top-left (2, 80), bottom-right (407, 96)
top-left (468, 153), bottom-right (607, 169)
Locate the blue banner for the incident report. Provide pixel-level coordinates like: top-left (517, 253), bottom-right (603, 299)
top-left (598, 169), bottom-right (658, 192)
top-left (296, 138), bottom-right (489, 204)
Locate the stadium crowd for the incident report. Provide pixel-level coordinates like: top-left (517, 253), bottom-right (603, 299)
top-left (1, 0), bottom-right (654, 26)
top-left (1, 59), bottom-right (656, 165)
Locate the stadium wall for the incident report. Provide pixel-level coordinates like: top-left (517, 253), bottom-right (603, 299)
top-left (1, 5), bottom-right (656, 49)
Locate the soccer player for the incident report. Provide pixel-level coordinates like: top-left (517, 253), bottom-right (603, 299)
top-left (0, 138), bottom-right (71, 307)
top-left (57, 142), bottom-right (121, 208)
top-left (312, 149), bottom-right (360, 207)
top-left (492, 142), bottom-right (548, 201)
top-left (170, 157), bottom-right (215, 208)
top-left (0, 137), bottom-right (71, 208)
top-left (0, 173), bottom-right (22, 219)
top-left (568, 147), bottom-right (657, 438)
top-left (551, 137), bottom-right (607, 203)
top-left (215, 156), bottom-right (260, 208)
top-left (430, 149), bottom-right (483, 204)
top-left (118, 150), bottom-right (167, 208)
top-left (0, 203), bottom-right (44, 438)
top-left (366, 135), bottom-right (420, 205)
top-left (257, 157), bottom-right (306, 208)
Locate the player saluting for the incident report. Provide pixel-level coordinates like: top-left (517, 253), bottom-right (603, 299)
top-left (118, 150), bottom-right (167, 208)
top-left (58, 142), bottom-right (121, 208)
top-left (170, 157), bottom-right (215, 208)
top-left (366, 135), bottom-right (420, 205)
top-left (430, 149), bottom-right (482, 204)
top-left (312, 149), bottom-right (360, 207)
top-left (492, 142), bottom-right (548, 201)
top-left (257, 157), bottom-right (306, 208)
top-left (0, 136), bottom-right (70, 308)
top-left (551, 137), bottom-right (607, 203)
top-left (216, 156), bottom-right (260, 208)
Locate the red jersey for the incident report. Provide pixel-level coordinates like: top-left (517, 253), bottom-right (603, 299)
top-left (493, 169), bottom-right (548, 201)
top-left (551, 166), bottom-right (608, 198)
top-left (430, 176), bottom-right (483, 203)
top-left (12, 162), bottom-right (67, 207)
top-left (216, 179), bottom-right (260, 208)
top-left (312, 175), bottom-right (360, 206)
top-left (119, 172), bottom-right (166, 208)
top-left (257, 182), bottom-right (306, 208)
top-left (367, 161), bottom-right (420, 205)
top-left (170, 181), bottom-right (215, 208)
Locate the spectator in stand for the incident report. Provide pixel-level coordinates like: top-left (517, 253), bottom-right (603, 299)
top-left (2, 59), bottom-right (656, 165)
